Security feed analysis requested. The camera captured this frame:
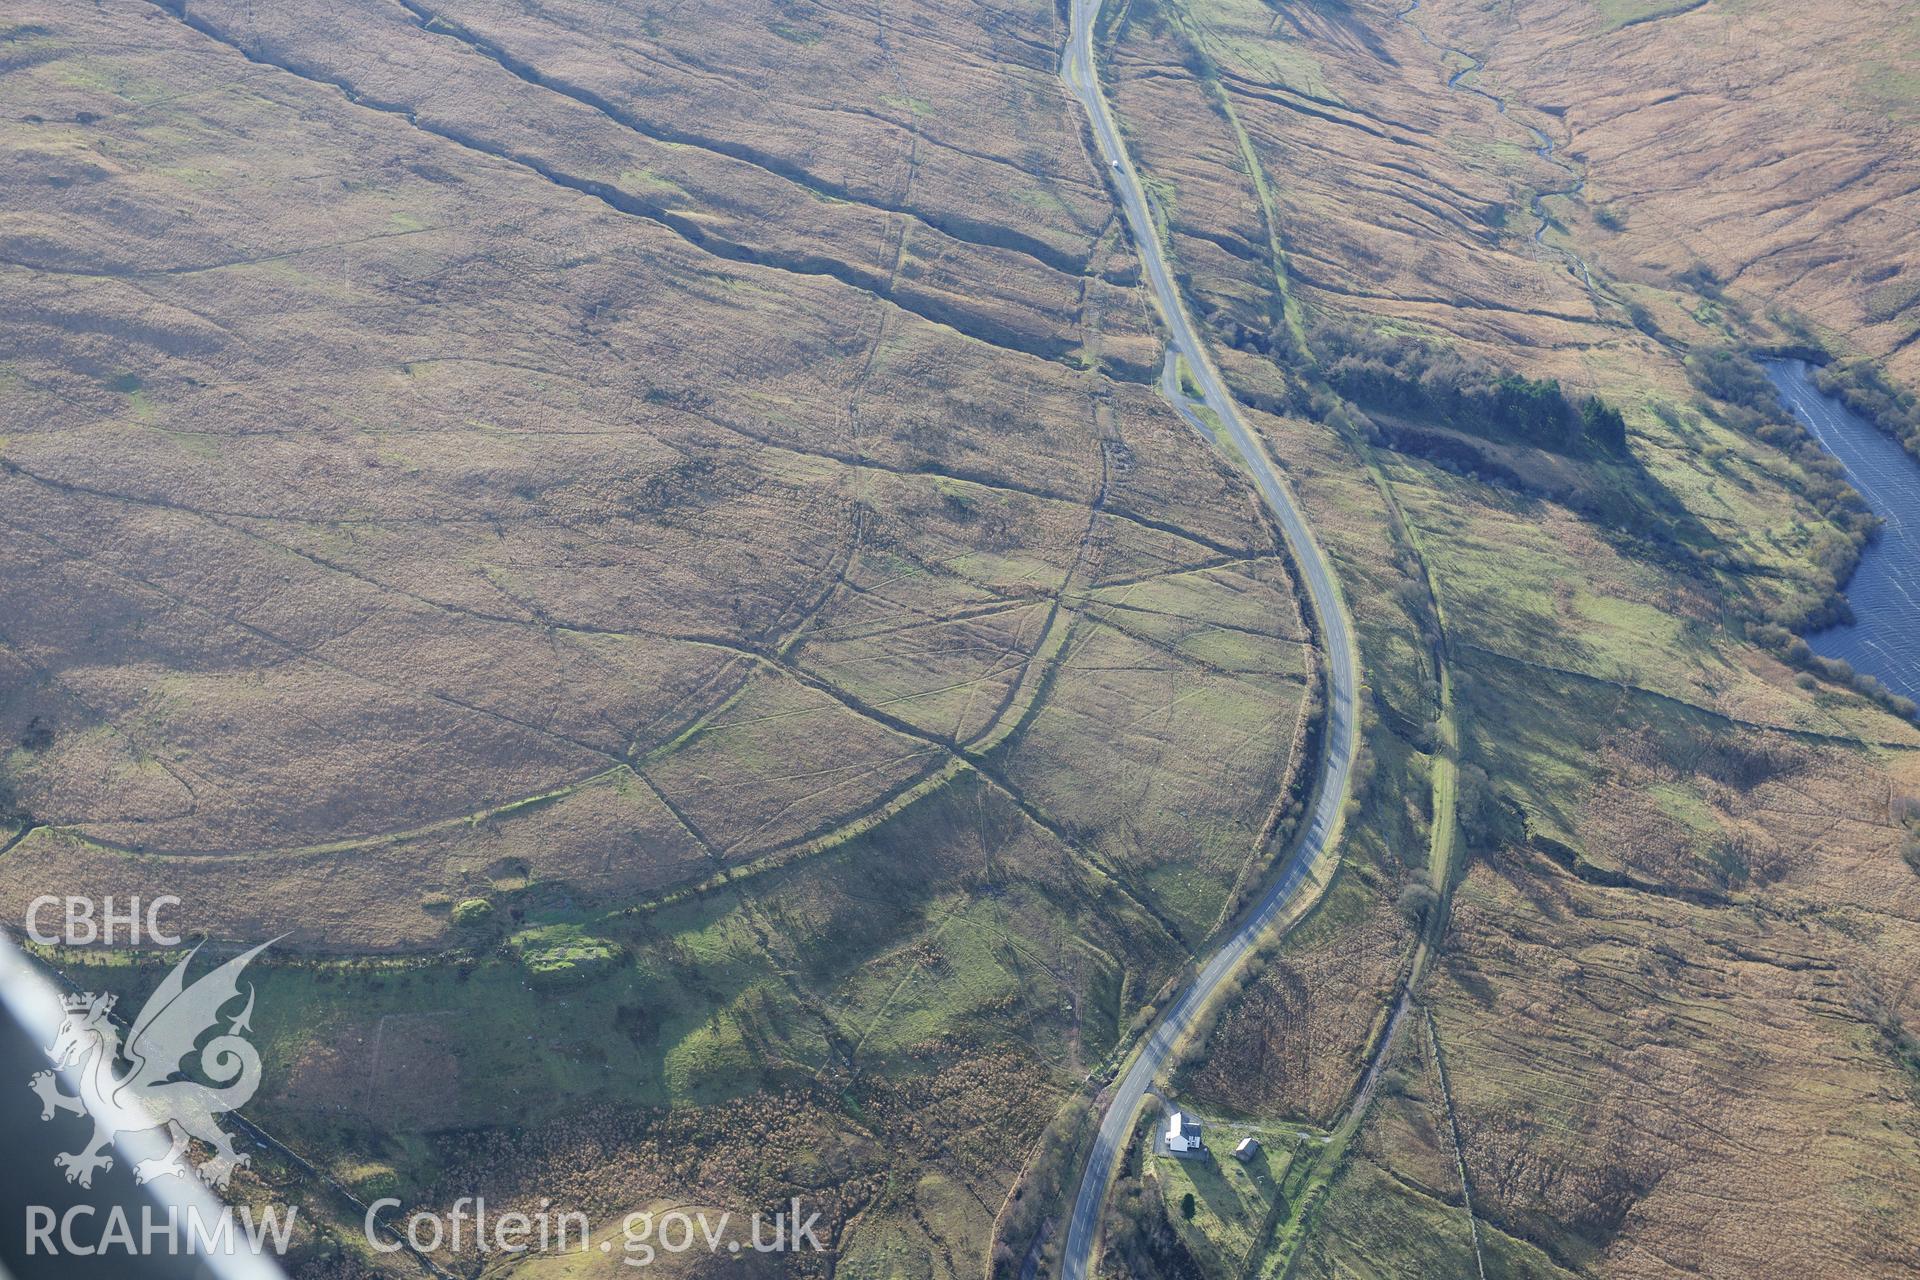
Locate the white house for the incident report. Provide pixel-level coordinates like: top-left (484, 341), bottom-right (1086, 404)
top-left (1165, 1110), bottom-right (1204, 1154)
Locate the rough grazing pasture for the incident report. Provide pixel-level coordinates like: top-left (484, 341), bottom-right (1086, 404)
top-left (6, 0), bottom-right (1920, 1276)
top-left (0, 0), bottom-right (1325, 1271)
top-left (1097, 0), bottom-right (1920, 1275)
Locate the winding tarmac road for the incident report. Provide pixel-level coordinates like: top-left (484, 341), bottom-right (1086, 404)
top-left (1058, 3), bottom-right (1360, 1276)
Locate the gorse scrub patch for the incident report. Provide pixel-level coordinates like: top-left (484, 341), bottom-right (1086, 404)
top-left (1685, 345), bottom-right (1785, 424)
top-left (1684, 344), bottom-right (1876, 627)
top-left (1814, 357), bottom-right (1920, 462)
top-left (1746, 624), bottom-right (1920, 722)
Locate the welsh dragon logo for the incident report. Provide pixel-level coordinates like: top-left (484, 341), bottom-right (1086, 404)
top-left (29, 940), bottom-right (274, 1190)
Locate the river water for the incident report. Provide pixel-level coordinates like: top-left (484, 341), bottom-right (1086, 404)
top-left (1766, 358), bottom-right (1920, 704)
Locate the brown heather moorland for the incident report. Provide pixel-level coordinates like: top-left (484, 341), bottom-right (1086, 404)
top-left (5, 0), bottom-right (1920, 1278)
top-left (1097, 0), bottom-right (1920, 1277)
top-left (1, 0), bottom-right (1321, 1271)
